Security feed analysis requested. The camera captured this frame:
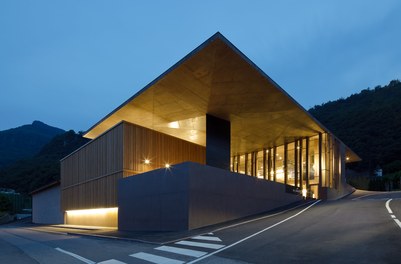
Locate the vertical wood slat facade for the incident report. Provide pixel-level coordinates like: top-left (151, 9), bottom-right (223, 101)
top-left (61, 121), bottom-right (206, 211)
top-left (61, 123), bottom-right (124, 211)
top-left (123, 122), bottom-right (206, 177)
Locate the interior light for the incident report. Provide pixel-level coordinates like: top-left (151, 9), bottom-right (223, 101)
top-left (302, 189), bottom-right (307, 198)
top-left (165, 163), bottom-right (170, 168)
top-left (144, 159), bottom-right (150, 164)
top-left (65, 207), bottom-right (118, 217)
top-left (167, 121), bottom-right (180, 129)
top-left (346, 157), bottom-right (350, 161)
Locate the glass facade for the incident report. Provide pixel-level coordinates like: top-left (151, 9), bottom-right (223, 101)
top-left (230, 133), bottom-right (346, 198)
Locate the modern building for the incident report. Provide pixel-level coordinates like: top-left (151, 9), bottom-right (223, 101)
top-left (60, 33), bottom-right (359, 231)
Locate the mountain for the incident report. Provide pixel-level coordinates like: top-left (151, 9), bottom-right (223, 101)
top-left (309, 80), bottom-right (401, 175)
top-left (0, 121), bottom-right (65, 168)
top-left (0, 130), bottom-right (90, 194)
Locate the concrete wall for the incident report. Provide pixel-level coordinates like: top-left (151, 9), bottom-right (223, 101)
top-left (118, 162), bottom-right (302, 231)
top-left (32, 185), bottom-right (63, 224)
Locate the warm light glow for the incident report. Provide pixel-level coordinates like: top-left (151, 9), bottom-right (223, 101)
top-left (144, 159), bottom-right (150, 164)
top-left (65, 207), bottom-right (118, 217)
top-left (276, 168), bottom-right (284, 180)
top-left (302, 188), bottom-right (307, 198)
top-left (165, 163), bottom-right (170, 168)
top-left (189, 129), bottom-right (198, 141)
top-left (346, 156), bottom-right (350, 161)
top-left (312, 193), bottom-right (315, 199)
top-left (167, 121), bottom-right (180, 129)
top-left (65, 207), bottom-right (118, 228)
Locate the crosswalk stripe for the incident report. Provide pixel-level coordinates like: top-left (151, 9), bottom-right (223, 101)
top-left (98, 259), bottom-right (126, 264)
top-left (130, 252), bottom-right (184, 264)
top-left (175, 240), bottom-right (225, 249)
top-left (191, 235), bottom-right (222, 242)
top-left (156, 245), bottom-right (207, 257)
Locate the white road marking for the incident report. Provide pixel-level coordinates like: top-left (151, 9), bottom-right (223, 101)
top-left (352, 193), bottom-right (381, 200)
top-left (208, 232), bottom-right (214, 235)
top-left (175, 240), bottom-right (225, 249)
top-left (386, 199), bottom-right (393, 214)
top-left (211, 200), bottom-right (316, 233)
top-left (385, 199), bottom-right (401, 230)
top-left (394, 219), bottom-right (401, 229)
top-left (130, 252), bottom-right (184, 264)
top-left (98, 260), bottom-right (126, 264)
top-left (156, 245), bottom-right (207, 257)
top-left (191, 235), bottom-right (222, 242)
top-left (55, 247), bottom-right (95, 264)
top-left (187, 199), bottom-right (321, 264)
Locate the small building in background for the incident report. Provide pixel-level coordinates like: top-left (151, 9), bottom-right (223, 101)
top-left (30, 181), bottom-right (63, 224)
top-left (374, 166), bottom-right (383, 177)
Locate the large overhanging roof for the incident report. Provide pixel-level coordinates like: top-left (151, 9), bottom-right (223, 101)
top-left (84, 32), bottom-right (360, 162)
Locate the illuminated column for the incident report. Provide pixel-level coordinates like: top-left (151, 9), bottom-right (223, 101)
top-left (305, 137), bottom-right (310, 190)
top-left (273, 147), bottom-right (277, 182)
top-left (263, 148), bottom-right (267, 180)
top-left (318, 133), bottom-right (322, 190)
top-left (267, 148), bottom-right (272, 181)
top-left (206, 114), bottom-right (231, 170)
top-left (294, 140), bottom-right (298, 188)
top-left (284, 143), bottom-right (288, 185)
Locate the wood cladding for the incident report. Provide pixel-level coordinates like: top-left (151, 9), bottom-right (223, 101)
top-left (123, 122), bottom-right (206, 176)
top-left (61, 121), bottom-right (206, 211)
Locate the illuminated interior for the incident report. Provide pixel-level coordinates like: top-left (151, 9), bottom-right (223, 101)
top-left (65, 207), bottom-right (118, 228)
top-left (230, 132), bottom-right (352, 198)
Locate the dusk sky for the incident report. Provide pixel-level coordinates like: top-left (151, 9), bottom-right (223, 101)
top-left (1, 0), bottom-right (400, 132)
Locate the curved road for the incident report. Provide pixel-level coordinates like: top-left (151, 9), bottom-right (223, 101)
top-left (196, 190), bottom-right (401, 264)
top-left (1, 190), bottom-right (400, 263)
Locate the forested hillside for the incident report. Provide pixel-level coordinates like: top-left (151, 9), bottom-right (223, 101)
top-left (0, 130), bottom-right (89, 194)
top-left (0, 121), bottom-right (64, 168)
top-left (309, 80), bottom-right (401, 175)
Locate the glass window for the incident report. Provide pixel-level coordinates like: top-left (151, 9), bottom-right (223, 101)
top-left (302, 139), bottom-right (307, 188)
top-left (309, 135), bottom-right (320, 185)
top-left (256, 150), bottom-right (264, 179)
top-left (238, 154), bottom-right (246, 174)
top-left (276, 145), bottom-right (285, 183)
top-left (287, 142), bottom-right (295, 186)
top-left (246, 153), bottom-right (252, 176)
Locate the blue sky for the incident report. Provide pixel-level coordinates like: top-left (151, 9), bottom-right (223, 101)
top-left (1, 0), bottom-right (400, 132)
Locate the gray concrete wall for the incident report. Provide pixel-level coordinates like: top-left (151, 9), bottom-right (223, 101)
top-left (118, 162), bottom-right (302, 231)
top-left (187, 163), bottom-right (302, 229)
top-left (32, 186), bottom-right (63, 224)
top-left (118, 168), bottom-right (190, 231)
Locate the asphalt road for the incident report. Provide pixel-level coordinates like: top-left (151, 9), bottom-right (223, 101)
top-left (1, 190), bottom-right (400, 264)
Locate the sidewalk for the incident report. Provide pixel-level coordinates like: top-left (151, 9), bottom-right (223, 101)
top-left (16, 199), bottom-right (313, 245)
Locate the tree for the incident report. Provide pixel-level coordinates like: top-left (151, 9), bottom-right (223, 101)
top-left (0, 194), bottom-right (12, 213)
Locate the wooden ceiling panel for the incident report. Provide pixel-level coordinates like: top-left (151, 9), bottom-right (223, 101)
top-left (84, 33), bottom-right (358, 160)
